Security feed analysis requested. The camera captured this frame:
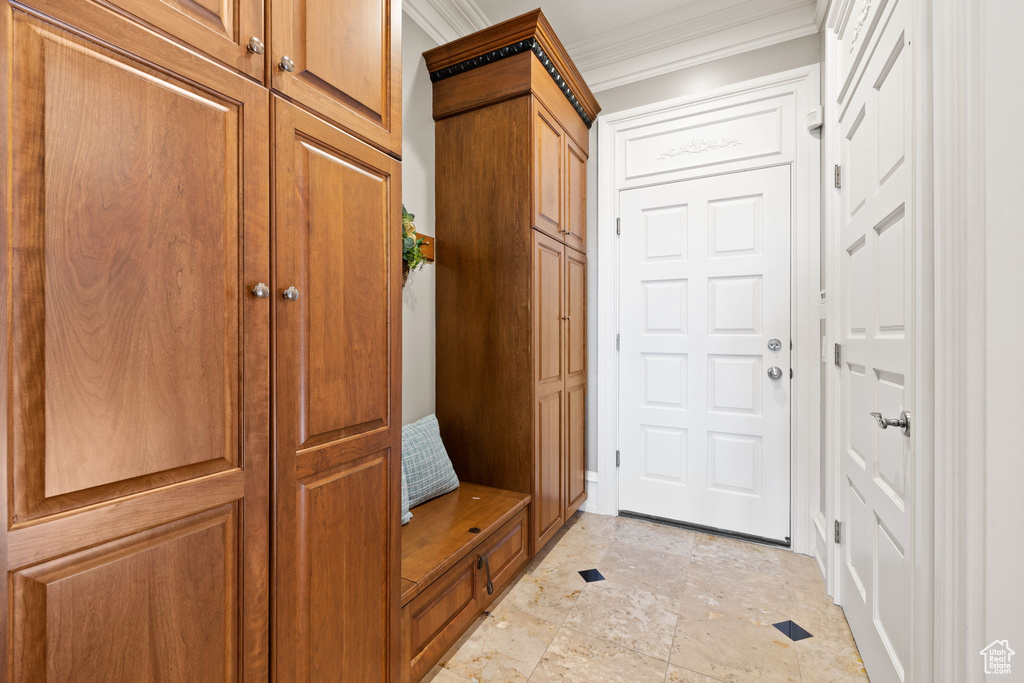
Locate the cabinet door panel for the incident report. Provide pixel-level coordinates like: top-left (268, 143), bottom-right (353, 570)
top-left (564, 249), bottom-right (587, 516)
top-left (23, 0), bottom-right (264, 79)
top-left (271, 0), bottom-right (401, 154)
top-left (1, 9), bottom-right (270, 678)
top-left (532, 230), bottom-right (564, 552)
top-left (273, 98), bottom-right (401, 681)
top-left (565, 138), bottom-right (587, 253)
top-left (532, 101), bottom-right (564, 241)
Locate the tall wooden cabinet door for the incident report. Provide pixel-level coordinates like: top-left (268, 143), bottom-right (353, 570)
top-left (270, 0), bottom-right (401, 155)
top-left (532, 230), bottom-right (565, 554)
top-left (564, 248), bottom-right (587, 517)
top-left (564, 139), bottom-right (587, 254)
top-left (0, 9), bottom-right (271, 680)
top-left (532, 101), bottom-right (564, 242)
top-left (273, 98), bottom-right (401, 682)
top-left (24, 0), bottom-right (264, 79)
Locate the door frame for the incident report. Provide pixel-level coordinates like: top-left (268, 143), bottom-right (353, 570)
top-left (593, 65), bottom-right (821, 556)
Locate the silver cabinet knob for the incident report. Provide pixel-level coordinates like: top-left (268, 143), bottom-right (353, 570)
top-left (282, 286), bottom-right (300, 301)
top-left (247, 36), bottom-right (265, 54)
top-left (869, 410), bottom-right (911, 436)
top-left (279, 56), bottom-right (295, 72)
top-left (251, 282), bottom-right (270, 299)
top-left (767, 366), bottom-right (783, 380)
top-left (768, 338), bottom-right (782, 351)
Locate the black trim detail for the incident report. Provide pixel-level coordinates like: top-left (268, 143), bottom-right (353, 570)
top-left (617, 510), bottom-right (792, 548)
top-left (429, 38), bottom-right (593, 128)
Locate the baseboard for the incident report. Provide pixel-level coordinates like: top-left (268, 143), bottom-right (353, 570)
top-left (579, 471), bottom-right (602, 514)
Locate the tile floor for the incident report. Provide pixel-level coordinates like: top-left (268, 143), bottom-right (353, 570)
top-left (425, 512), bottom-right (868, 683)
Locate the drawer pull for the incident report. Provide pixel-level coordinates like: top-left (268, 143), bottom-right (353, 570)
top-left (477, 555), bottom-right (494, 595)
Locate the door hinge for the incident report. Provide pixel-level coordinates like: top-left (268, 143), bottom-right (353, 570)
top-left (616, 217), bottom-right (621, 236)
top-left (834, 164), bottom-right (842, 188)
top-left (834, 343), bottom-right (841, 367)
top-left (615, 450), bottom-right (621, 467)
top-left (616, 333), bottom-right (620, 351)
top-left (834, 520), bottom-right (842, 543)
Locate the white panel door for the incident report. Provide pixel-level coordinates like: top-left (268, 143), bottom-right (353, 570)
top-left (837, 1), bottom-right (913, 680)
top-left (618, 166), bottom-right (791, 542)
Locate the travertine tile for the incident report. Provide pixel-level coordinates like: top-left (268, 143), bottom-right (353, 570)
top-left (794, 635), bottom-right (870, 682)
top-left (443, 604), bottom-right (558, 682)
top-left (689, 533), bottom-right (784, 576)
top-left (502, 562), bottom-right (585, 625)
top-left (598, 541), bottom-right (690, 602)
top-left (563, 580), bottom-right (679, 661)
top-left (614, 517), bottom-right (696, 558)
top-left (665, 665), bottom-right (724, 682)
top-left (528, 627), bottom-right (668, 682)
top-left (433, 514), bottom-right (865, 683)
top-left (670, 612), bottom-right (801, 682)
top-left (422, 664), bottom-right (472, 682)
top-left (683, 560), bottom-right (794, 623)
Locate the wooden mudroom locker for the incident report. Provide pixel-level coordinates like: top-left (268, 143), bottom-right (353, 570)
top-left (0, 0), bottom-right (402, 677)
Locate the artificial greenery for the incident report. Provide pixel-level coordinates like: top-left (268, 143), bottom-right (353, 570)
top-left (402, 205), bottom-right (428, 277)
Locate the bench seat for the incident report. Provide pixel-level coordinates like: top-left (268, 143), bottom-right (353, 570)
top-left (400, 482), bottom-right (531, 682)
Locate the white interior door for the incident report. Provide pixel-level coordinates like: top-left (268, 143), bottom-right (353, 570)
top-left (836, 1), bottom-right (913, 680)
top-left (618, 166), bottom-right (792, 543)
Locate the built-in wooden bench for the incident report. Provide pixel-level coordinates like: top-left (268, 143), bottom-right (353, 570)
top-left (400, 483), bottom-right (531, 682)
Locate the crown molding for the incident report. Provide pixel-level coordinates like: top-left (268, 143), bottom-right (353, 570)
top-left (574, 1), bottom-right (818, 92)
top-left (407, 0), bottom-right (818, 96)
top-left (815, 0), bottom-right (832, 28)
top-left (403, 0), bottom-right (489, 45)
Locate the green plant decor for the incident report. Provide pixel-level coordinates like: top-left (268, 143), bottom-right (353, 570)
top-left (402, 205), bottom-right (427, 284)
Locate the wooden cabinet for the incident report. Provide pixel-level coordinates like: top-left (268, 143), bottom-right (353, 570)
top-left (565, 137), bottom-right (588, 253)
top-left (533, 232), bottom-right (566, 549)
top-left (270, 0), bottom-right (402, 154)
top-left (22, 0), bottom-right (402, 155)
top-left (565, 248), bottom-right (588, 516)
top-left (1, 8), bottom-right (271, 678)
top-left (21, 0), bottom-right (265, 79)
top-left (533, 103), bottom-right (564, 240)
top-left (1, 0), bottom-right (401, 677)
top-left (272, 97), bottom-right (401, 681)
top-left (428, 10), bottom-right (599, 555)
top-left (532, 102), bottom-right (589, 253)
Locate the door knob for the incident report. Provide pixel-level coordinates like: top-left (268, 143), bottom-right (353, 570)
top-left (768, 338), bottom-right (782, 351)
top-left (279, 56), bottom-right (295, 72)
top-left (767, 366), bottom-right (783, 380)
top-left (869, 410), bottom-right (911, 436)
top-left (282, 286), bottom-right (300, 301)
top-left (251, 282), bottom-right (270, 299)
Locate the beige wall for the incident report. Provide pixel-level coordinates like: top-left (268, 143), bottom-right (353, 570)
top-left (401, 17), bottom-right (438, 425)
top-left (584, 35), bottom-right (821, 472)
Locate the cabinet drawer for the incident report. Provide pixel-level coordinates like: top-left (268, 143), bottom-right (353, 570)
top-left (477, 509), bottom-right (529, 605)
top-left (404, 552), bottom-right (481, 682)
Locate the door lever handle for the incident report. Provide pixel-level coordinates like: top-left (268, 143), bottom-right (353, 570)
top-left (869, 411), bottom-right (911, 436)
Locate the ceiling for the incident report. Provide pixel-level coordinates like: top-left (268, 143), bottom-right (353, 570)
top-left (404, 0), bottom-right (825, 92)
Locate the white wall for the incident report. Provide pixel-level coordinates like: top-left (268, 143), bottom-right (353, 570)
top-left (585, 35), bottom-right (821, 472)
top-left (981, 0), bottom-right (1024, 662)
top-left (401, 17), bottom-right (439, 425)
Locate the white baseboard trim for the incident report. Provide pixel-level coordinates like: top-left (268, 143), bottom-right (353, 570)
top-left (579, 471), bottom-right (605, 514)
